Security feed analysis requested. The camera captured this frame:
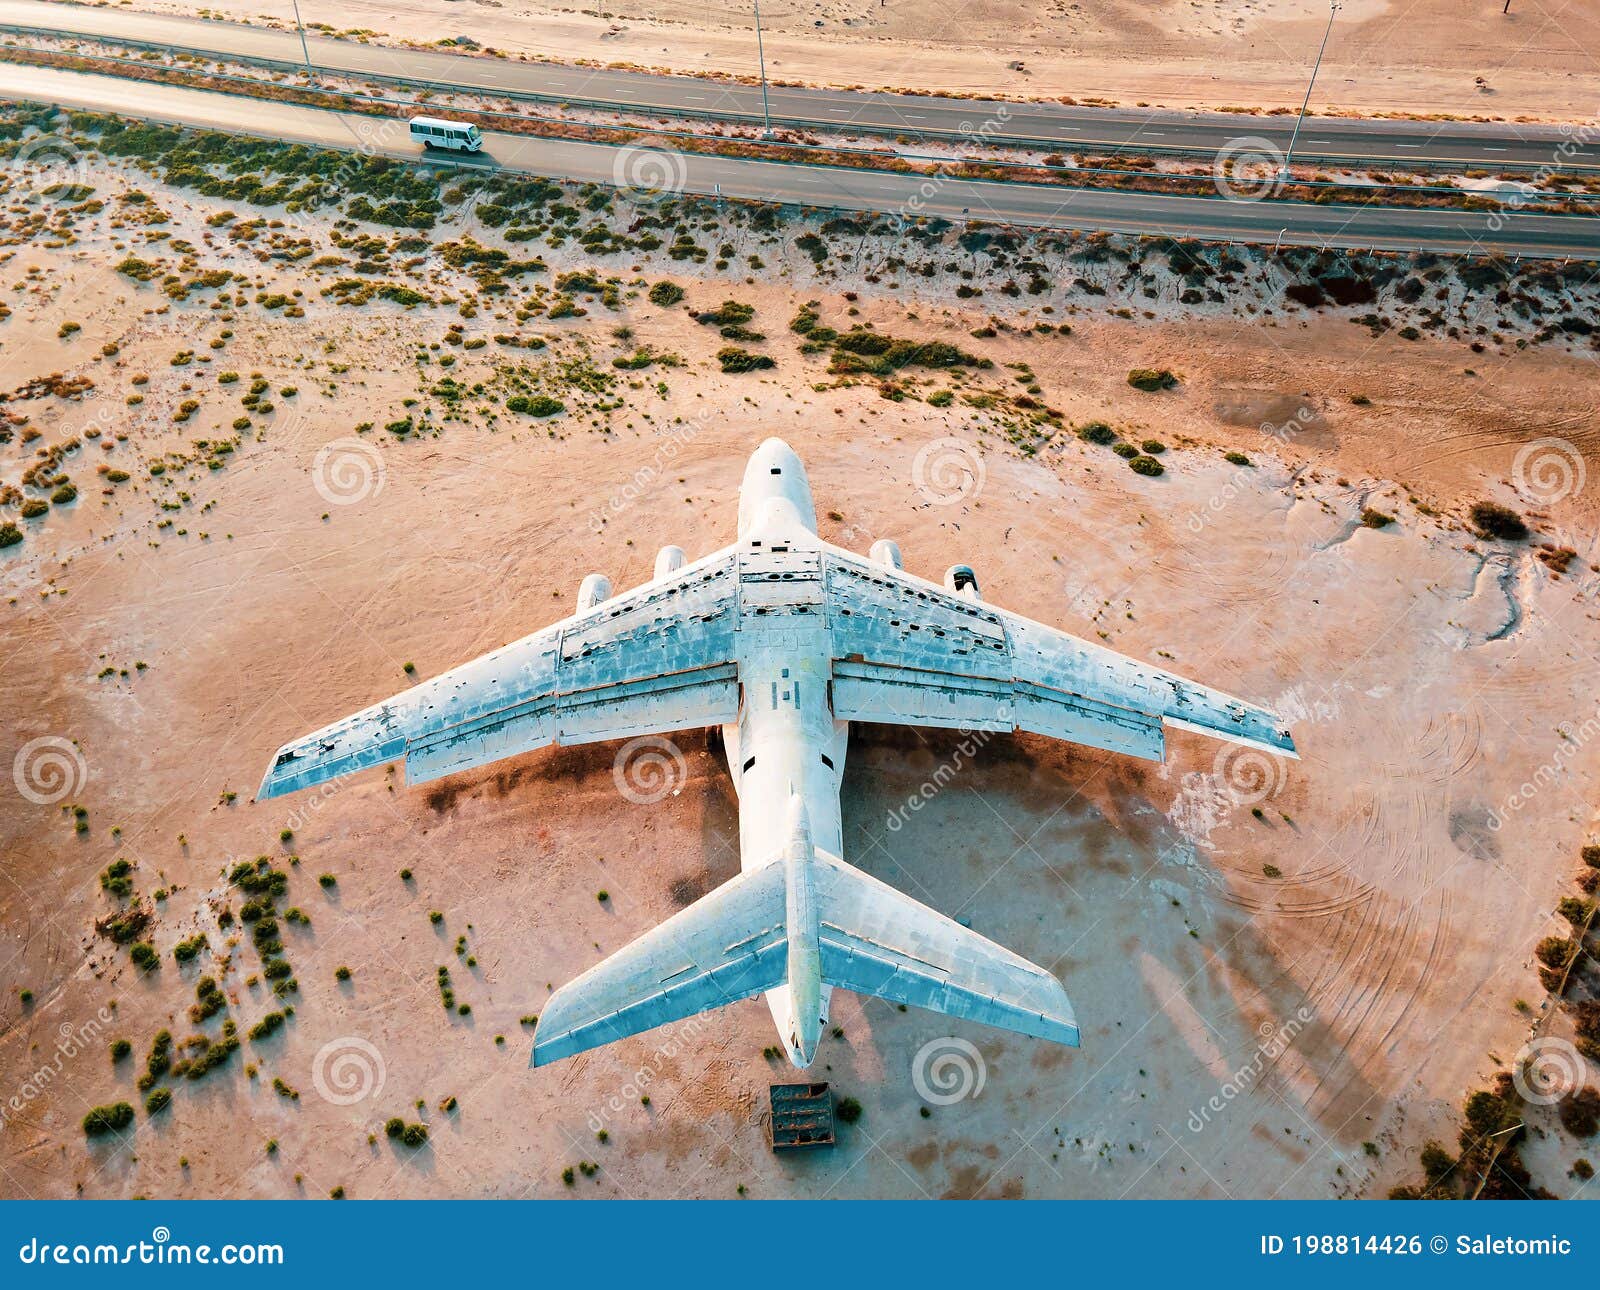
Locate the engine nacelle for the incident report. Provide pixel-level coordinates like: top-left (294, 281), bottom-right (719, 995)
top-left (576, 572), bottom-right (612, 612)
top-left (869, 539), bottom-right (903, 570)
top-left (654, 545), bottom-right (686, 580)
top-left (944, 564), bottom-right (980, 603)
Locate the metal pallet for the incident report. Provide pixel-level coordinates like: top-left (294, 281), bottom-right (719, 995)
top-left (769, 1082), bottom-right (835, 1151)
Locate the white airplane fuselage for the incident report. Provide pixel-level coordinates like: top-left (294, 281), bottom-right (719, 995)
top-left (719, 440), bottom-right (846, 1068)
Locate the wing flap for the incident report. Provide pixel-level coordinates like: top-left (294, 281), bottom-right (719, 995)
top-left (831, 660), bottom-right (1014, 732)
top-left (531, 863), bottom-right (789, 1066)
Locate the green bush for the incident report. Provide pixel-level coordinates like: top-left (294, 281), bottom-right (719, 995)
top-left (1075, 421), bottom-right (1115, 445)
top-left (717, 347), bottom-right (774, 374)
top-left (835, 1096), bottom-right (862, 1125)
top-left (1469, 500), bottom-right (1528, 541)
top-left (647, 281), bottom-right (684, 307)
top-left (1127, 368), bottom-right (1178, 392)
top-left (1559, 1087), bottom-right (1600, 1138)
top-left (172, 933), bottom-right (207, 963)
top-left (692, 300), bottom-right (755, 327)
top-left (506, 394), bottom-right (564, 418)
top-left (100, 858), bottom-right (136, 899)
top-left (1128, 456), bottom-right (1165, 477)
top-left (144, 1087), bottom-right (172, 1115)
top-left (83, 1102), bottom-right (134, 1136)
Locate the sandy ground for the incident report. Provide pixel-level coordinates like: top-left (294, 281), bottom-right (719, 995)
top-left (1, 148), bottom-right (1599, 1200)
top-left (94, 0), bottom-right (1600, 120)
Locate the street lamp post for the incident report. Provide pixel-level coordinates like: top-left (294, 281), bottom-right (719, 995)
top-left (1282, 1), bottom-right (1338, 179)
top-left (290, 0), bottom-right (318, 85)
top-left (753, 0), bottom-right (774, 138)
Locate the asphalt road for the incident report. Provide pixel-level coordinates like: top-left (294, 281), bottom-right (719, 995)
top-left (2, 0), bottom-right (1596, 174)
top-left (7, 65), bottom-right (1598, 259)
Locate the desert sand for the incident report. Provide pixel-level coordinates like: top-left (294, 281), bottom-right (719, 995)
top-left (94, 0), bottom-right (1600, 121)
top-left (1, 134), bottom-right (1598, 1200)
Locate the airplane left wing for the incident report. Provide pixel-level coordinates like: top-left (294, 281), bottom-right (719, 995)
top-left (823, 547), bottom-right (1295, 762)
top-left (531, 862), bottom-right (789, 1065)
top-left (258, 549), bottom-right (742, 799)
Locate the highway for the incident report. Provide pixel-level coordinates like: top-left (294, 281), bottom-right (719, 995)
top-left (1, 0), bottom-right (1596, 175)
top-left (5, 66), bottom-right (1598, 259)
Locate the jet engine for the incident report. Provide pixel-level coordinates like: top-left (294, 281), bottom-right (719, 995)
top-left (576, 572), bottom-right (612, 612)
top-left (654, 545), bottom-right (686, 580)
top-left (869, 539), bottom-right (903, 570)
top-left (944, 564), bottom-right (980, 602)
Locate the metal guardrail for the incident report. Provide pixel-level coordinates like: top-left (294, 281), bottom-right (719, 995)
top-left (4, 18), bottom-right (1598, 177)
top-left (5, 40), bottom-right (1597, 212)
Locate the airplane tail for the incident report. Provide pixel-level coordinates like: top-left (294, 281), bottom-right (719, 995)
top-left (531, 799), bottom-right (1078, 1067)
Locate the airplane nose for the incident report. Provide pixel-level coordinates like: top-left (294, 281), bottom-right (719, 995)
top-left (738, 439), bottom-right (816, 538)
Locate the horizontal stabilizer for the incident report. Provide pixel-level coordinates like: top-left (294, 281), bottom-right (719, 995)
top-left (814, 855), bottom-right (1079, 1047)
top-left (531, 864), bottom-right (788, 1065)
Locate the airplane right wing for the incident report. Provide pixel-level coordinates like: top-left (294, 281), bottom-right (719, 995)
top-left (258, 548), bottom-right (743, 799)
top-left (823, 546), bottom-right (1294, 763)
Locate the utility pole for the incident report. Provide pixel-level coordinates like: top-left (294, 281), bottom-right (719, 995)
top-left (1282, 1), bottom-right (1338, 179)
top-left (753, 0), bottom-right (774, 138)
top-left (290, 0), bottom-right (318, 85)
